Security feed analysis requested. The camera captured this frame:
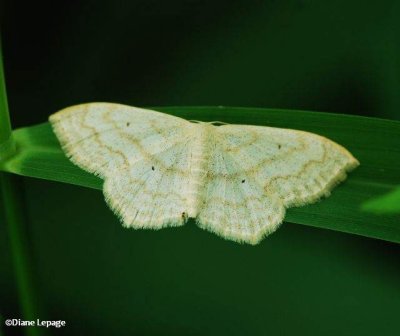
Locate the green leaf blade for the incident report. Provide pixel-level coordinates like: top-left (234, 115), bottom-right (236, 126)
top-left (1, 106), bottom-right (399, 243)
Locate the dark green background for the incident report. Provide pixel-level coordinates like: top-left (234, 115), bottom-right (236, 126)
top-left (1, 1), bottom-right (400, 335)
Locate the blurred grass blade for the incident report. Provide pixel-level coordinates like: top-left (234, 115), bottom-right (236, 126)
top-left (0, 106), bottom-right (399, 243)
top-left (1, 40), bottom-right (45, 336)
top-left (362, 186), bottom-right (400, 214)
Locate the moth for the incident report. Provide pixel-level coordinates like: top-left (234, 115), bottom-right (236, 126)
top-left (49, 103), bottom-right (359, 244)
